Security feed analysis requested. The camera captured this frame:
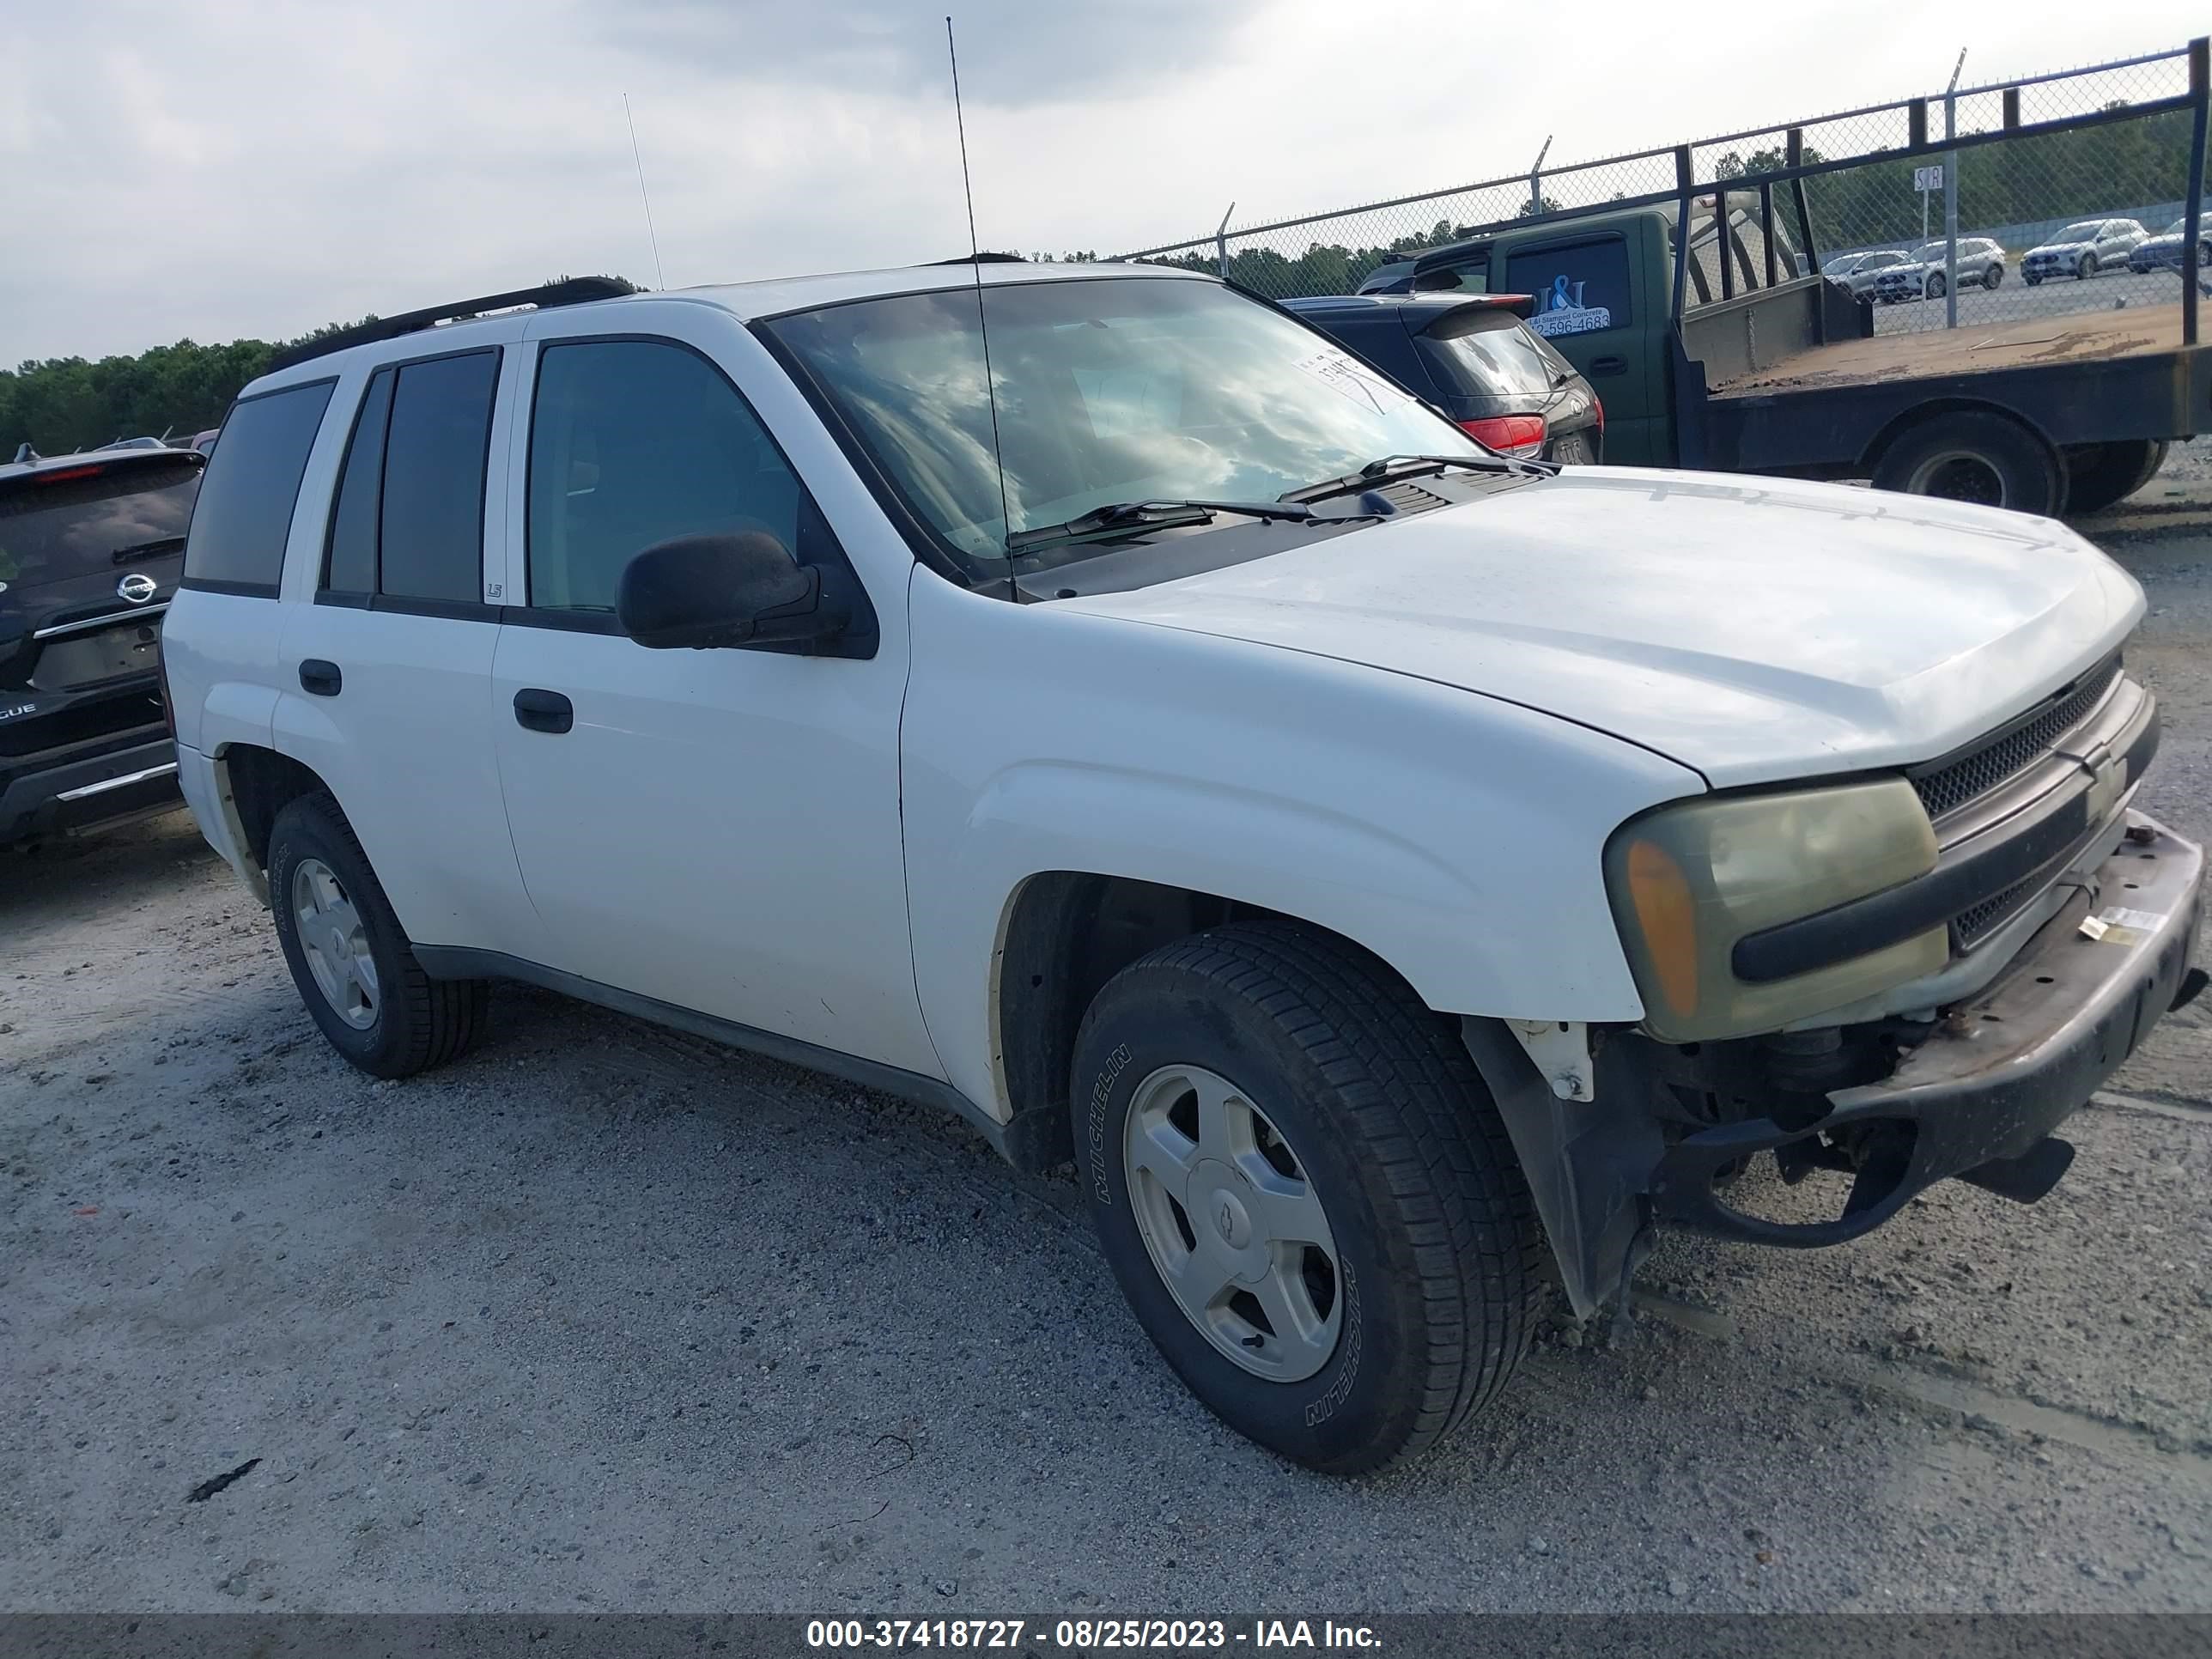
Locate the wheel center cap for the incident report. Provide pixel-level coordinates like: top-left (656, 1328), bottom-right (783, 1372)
top-left (329, 929), bottom-right (349, 962)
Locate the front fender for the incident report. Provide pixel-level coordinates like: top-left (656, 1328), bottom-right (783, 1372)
top-left (902, 575), bottom-right (1705, 1121)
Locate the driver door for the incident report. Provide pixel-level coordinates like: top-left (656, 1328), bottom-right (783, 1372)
top-left (486, 306), bottom-right (939, 1078)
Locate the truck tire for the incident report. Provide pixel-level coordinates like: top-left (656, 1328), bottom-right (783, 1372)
top-left (2063, 440), bottom-right (2167, 515)
top-left (268, 792), bottom-right (489, 1079)
top-left (1871, 411), bottom-right (2063, 515)
top-left (1070, 921), bottom-right (1541, 1474)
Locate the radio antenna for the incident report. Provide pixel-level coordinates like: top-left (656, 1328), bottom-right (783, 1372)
top-left (946, 15), bottom-right (1015, 569)
top-left (623, 94), bottom-right (667, 290)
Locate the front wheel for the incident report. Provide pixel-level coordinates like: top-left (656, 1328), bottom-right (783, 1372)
top-left (1926, 273), bottom-right (1947, 300)
top-left (1071, 922), bottom-right (1540, 1474)
top-left (2079, 253), bottom-right (2099, 280)
top-left (2025, 272), bottom-right (2043, 286)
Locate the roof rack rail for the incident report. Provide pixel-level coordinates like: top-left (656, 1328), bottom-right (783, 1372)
top-left (264, 276), bottom-right (635, 374)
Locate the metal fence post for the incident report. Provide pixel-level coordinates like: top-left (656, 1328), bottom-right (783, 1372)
top-left (1943, 49), bottom-right (1966, 329)
top-left (1214, 201), bottom-right (1235, 280)
top-left (2187, 40), bottom-right (2209, 347)
top-left (1671, 145), bottom-right (1694, 322)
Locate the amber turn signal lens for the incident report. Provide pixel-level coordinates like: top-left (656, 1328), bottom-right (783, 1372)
top-left (1625, 837), bottom-right (1698, 1018)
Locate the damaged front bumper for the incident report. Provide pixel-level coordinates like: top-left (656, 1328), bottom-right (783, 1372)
top-left (1467, 810), bottom-right (2205, 1317)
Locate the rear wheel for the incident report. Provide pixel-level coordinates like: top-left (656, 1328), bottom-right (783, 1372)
top-left (1984, 264), bottom-right (2004, 290)
top-left (1871, 410), bottom-right (2063, 515)
top-left (1071, 921), bottom-right (1541, 1474)
top-left (268, 793), bottom-right (489, 1079)
top-left (1926, 273), bottom-right (1947, 301)
top-left (2063, 440), bottom-right (2168, 515)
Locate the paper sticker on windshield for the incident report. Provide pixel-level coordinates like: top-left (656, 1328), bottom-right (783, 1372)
top-left (1527, 275), bottom-right (1613, 337)
top-left (1287, 346), bottom-right (1402, 414)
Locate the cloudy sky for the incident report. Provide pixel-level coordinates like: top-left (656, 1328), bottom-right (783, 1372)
top-left (4, 0), bottom-right (2205, 365)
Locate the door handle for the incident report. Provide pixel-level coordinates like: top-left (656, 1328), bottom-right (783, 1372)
top-left (298, 659), bottom-right (342, 696)
top-left (1587, 356), bottom-right (1629, 376)
top-left (513, 688), bottom-right (574, 734)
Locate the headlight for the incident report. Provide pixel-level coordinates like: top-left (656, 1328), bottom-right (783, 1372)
top-left (1603, 779), bottom-right (1946, 1042)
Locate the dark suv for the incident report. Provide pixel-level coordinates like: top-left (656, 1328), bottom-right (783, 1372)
top-left (0, 445), bottom-right (203, 842)
top-left (1284, 294), bottom-right (1604, 464)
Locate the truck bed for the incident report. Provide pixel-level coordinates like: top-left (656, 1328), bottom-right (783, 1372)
top-left (1710, 304), bottom-right (2188, 398)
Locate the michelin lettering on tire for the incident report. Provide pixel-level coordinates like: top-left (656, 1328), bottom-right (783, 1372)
top-left (1087, 1042), bottom-right (1132, 1203)
top-left (1303, 1261), bottom-right (1362, 1427)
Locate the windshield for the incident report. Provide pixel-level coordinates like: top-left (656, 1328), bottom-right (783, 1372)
top-left (0, 459), bottom-right (200, 592)
top-left (2167, 219), bottom-right (2190, 235)
top-left (763, 276), bottom-right (1476, 563)
top-left (2055, 222), bottom-right (2103, 243)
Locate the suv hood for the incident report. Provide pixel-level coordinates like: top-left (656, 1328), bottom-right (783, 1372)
top-left (2028, 240), bottom-right (2094, 256)
top-left (1060, 467), bottom-right (2142, 789)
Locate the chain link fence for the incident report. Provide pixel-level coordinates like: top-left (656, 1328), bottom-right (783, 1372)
top-left (1115, 41), bottom-right (2207, 341)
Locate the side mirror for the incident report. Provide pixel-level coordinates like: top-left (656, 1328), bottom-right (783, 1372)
top-left (616, 532), bottom-right (847, 651)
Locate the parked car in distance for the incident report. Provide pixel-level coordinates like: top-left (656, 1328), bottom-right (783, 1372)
top-left (1821, 248), bottom-right (1910, 297)
top-left (2129, 216), bottom-right (2211, 275)
top-left (1282, 293), bottom-right (1604, 463)
top-left (0, 444), bottom-right (201, 843)
top-left (164, 265), bottom-right (2203, 1477)
top-left (1872, 238), bottom-right (2008, 302)
top-left (2024, 219), bottom-right (2148, 283)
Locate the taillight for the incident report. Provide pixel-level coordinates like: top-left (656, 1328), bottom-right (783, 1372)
top-left (1590, 396), bottom-right (1604, 433)
top-left (1459, 414), bottom-right (1547, 459)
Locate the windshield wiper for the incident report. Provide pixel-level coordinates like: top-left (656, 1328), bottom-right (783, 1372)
top-left (1279, 453), bottom-right (1548, 505)
top-left (112, 536), bottom-right (186, 566)
top-left (1005, 498), bottom-right (1321, 555)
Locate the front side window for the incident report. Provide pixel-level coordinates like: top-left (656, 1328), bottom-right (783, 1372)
top-left (184, 380), bottom-right (336, 592)
top-left (763, 276), bottom-right (1472, 566)
top-left (526, 339), bottom-right (812, 611)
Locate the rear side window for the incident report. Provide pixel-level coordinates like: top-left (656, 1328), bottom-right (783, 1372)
top-left (1505, 237), bottom-right (1632, 337)
top-left (526, 338), bottom-right (809, 612)
top-left (379, 352), bottom-right (499, 604)
top-left (184, 380), bottom-right (336, 594)
top-left (0, 459), bottom-right (200, 592)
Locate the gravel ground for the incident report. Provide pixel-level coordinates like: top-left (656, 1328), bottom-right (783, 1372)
top-left (4, 480), bottom-right (2210, 1616)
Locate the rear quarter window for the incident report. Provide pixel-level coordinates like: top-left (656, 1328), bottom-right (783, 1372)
top-left (184, 380), bottom-right (337, 594)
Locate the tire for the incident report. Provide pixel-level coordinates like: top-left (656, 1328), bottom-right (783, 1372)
top-left (2063, 440), bottom-right (2168, 515)
top-left (267, 792), bottom-right (489, 1079)
top-left (2078, 253), bottom-right (2098, 280)
top-left (2025, 273), bottom-right (2042, 286)
top-left (1926, 273), bottom-right (1946, 301)
top-left (1071, 921), bottom-right (1541, 1475)
top-left (1870, 410), bottom-right (2063, 515)
top-left (1984, 264), bottom-right (2003, 290)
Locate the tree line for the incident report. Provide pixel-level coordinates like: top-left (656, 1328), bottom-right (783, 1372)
top-left (3, 276), bottom-right (636, 458)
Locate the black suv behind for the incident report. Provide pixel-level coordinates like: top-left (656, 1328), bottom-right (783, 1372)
top-left (0, 446), bottom-right (203, 842)
top-left (1283, 294), bottom-right (1604, 465)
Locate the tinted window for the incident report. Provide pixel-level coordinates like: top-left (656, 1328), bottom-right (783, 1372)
top-left (1506, 238), bottom-right (1632, 337)
top-left (379, 351), bottom-right (497, 604)
top-left (1419, 315), bottom-right (1570, 399)
top-left (0, 459), bottom-right (200, 592)
top-left (323, 367), bottom-right (393, 595)
top-left (183, 380), bottom-right (336, 592)
top-left (526, 340), bottom-right (805, 611)
top-left (1412, 255), bottom-right (1489, 295)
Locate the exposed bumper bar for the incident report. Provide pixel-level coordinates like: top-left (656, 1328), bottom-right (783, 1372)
top-left (1655, 810), bottom-right (2204, 1246)
top-left (54, 760), bottom-right (179, 802)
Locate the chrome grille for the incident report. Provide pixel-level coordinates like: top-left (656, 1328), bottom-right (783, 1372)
top-left (1910, 654), bottom-right (2122, 823)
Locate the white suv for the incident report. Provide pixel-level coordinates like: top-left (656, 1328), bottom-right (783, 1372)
top-left (163, 264), bottom-right (2205, 1474)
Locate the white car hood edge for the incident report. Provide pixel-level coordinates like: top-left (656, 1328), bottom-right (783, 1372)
top-left (1060, 467), bottom-right (2144, 791)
